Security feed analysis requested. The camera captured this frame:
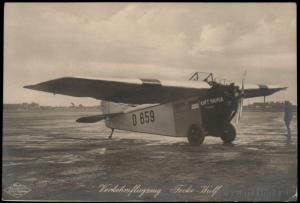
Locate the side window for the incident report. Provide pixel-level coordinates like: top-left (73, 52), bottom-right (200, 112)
top-left (189, 100), bottom-right (200, 110)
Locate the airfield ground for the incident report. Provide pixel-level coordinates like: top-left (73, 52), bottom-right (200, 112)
top-left (2, 111), bottom-right (298, 201)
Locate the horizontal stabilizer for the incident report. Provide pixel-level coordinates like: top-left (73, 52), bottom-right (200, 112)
top-left (76, 112), bottom-right (123, 123)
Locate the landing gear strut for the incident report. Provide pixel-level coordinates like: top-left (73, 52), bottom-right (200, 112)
top-left (220, 123), bottom-right (236, 143)
top-left (187, 124), bottom-right (205, 146)
top-left (108, 128), bottom-right (114, 139)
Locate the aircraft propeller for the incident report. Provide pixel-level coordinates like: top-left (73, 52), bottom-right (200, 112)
top-left (235, 71), bottom-right (247, 125)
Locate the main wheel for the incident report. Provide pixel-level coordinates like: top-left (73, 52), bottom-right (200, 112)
top-left (221, 123), bottom-right (236, 143)
top-left (187, 124), bottom-right (205, 146)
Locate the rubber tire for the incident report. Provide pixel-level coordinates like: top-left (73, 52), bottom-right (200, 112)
top-left (221, 123), bottom-right (236, 143)
top-left (187, 124), bottom-right (205, 146)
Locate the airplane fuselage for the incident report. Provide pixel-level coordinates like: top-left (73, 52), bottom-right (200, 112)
top-left (105, 82), bottom-right (240, 138)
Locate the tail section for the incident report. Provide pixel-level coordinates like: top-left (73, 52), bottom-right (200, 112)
top-left (101, 101), bottom-right (133, 114)
top-left (75, 101), bottom-right (129, 124)
top-left (100, 101), bottom-right (134, 128)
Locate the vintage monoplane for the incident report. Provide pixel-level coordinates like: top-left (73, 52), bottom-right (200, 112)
top-left (24, 72), bottom-right (286, 145)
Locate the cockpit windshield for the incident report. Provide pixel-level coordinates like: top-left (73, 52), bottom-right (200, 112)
top-left (188, 72), bottom-right (215, 85)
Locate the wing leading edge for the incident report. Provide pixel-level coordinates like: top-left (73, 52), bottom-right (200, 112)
top-left (24, 76), bottom-right (211, 104)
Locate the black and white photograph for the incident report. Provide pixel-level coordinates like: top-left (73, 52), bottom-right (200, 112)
top-left (3, 2), bottom-right (297, 201)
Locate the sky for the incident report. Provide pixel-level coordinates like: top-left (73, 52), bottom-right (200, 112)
top-left (4, 3), bottom-right (297, 106)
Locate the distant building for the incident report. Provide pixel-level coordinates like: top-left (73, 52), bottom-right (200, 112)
top-left (3, 103), bottom-right (101, 112)
top-left (4, 103), bottom-right (39, 111)
top-left (3, 104), bottom-right (22, 110)
top-left (244, 102), bottom-right (297, 112)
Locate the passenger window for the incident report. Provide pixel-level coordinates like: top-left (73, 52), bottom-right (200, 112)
top-left (189, 100), bottom-right (200, 110)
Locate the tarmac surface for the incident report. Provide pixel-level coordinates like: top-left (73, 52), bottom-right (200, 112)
top-left (2, 111), bottom-right (298, 201)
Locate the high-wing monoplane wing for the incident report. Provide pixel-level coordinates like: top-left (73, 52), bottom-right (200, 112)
top-left (24, 76), bottom-right (287, 104)
top-left (24, 77), bottom-right (211, 104)
top-left (240, 84), bottom-right (287, 98)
